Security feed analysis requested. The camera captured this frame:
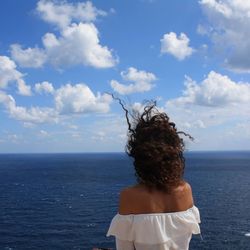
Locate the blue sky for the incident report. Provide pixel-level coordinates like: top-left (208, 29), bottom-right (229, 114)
top-left (0, 0), bottom-right (250, 153)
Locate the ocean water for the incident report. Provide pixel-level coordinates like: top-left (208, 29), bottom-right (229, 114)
top-left (0, 152), bottom-right (250, 250)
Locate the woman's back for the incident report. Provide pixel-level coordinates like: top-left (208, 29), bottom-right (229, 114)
top-left (118, 181), bottom-right (194, 215)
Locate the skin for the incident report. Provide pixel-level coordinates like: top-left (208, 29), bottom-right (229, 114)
top-left (118, 181), bottom-right (194, 215)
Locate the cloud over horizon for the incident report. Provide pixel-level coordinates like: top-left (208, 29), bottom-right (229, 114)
top-left (168, 71), bottom-right (250, 107)
top-left (165, 71), bottom-right (250, 149)
top-left (0, 82), bottom-right (113, 125)
top-left (0, 0), bottom-right (250, 152)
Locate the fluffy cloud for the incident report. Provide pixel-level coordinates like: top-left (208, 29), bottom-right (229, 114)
top-left (164, 71), bottom-right (250, 147)
top-left (12, 0), bottom-right (116, 69)
top-left (35, 81), bottom-right (54, 94)
top-left (0, 90), bottom-right (57, 123)
top-left (10, 44), bottom-right (47, 68)
top-left (54, 83), bottom-right (112, 114)
top-left (199, 0), bottom-right (250, 72)
top-left (42, 22), bottom-right (117, 68)
top-left (165, 100), bottom-right (250, 150)
top-left (160, 32), bottom-right (194, 60)
top-left (168, 71), bottom-right (250, 107)
top-left (11, 23), bottom-right (117, 69)
top-left (0, 56), bottom-right (32, 96)
top-left (110, 67), bottom-right (157, 95)
top-left (10, 1), bottom-right (116, 69)
top-left (36, 0), bottom-right (106, 29)
top-left (0, 80), bottom-right (113, 124)
top-left (0, 56), bottom-right (22, 88)
top-left (17, 79), bottom-right (32, 96)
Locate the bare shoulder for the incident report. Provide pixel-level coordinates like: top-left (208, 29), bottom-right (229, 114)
top-left (182, 181), bottom-right (193, 194)
top-left (172, 181), bottom-right (194, 208)
top-left (118, 185), bottom-right (143, 215)
top-left (184, 181), bottom-right (194, 207)
top-left (119, 185), bottom-right (140, 202)
top-left (173, 181), bottom-right (192, 193)
top-left (118, 187), bottom-right (132, 215)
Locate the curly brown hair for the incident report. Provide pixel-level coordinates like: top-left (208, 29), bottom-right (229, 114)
top-left (114, 96), bottom-right (193, 193)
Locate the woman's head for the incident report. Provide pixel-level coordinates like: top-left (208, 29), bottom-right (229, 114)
top-left (125, 101), bottom-right (193, 192)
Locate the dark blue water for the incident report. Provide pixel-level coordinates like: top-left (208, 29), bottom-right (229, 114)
top-left (0, 152), bottom-right (250, 250)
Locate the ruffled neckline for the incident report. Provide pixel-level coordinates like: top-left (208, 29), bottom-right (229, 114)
top-left (107, 205), bottom-right (201, 244)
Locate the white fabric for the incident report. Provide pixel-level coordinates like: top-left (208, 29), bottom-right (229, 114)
top-left (107, 206), bottom-right (201, 250)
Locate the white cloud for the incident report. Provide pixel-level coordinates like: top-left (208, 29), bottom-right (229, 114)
top-left (35, 81), bottom-right (54, 94)
top-left (121, 67), bottom-right (156, 83)
top-left (9, 1), bottom-right (116, 69)
top-left (17, 79), bottom-right (32, 96)
top-left (37, 0), bottom-right (106, 29)
top-left (160, 32), bottom-right (194, 60)
top-left (164, 102), bottom-right (250, 150)
top-left (43, 22), bottom-right (117, 68)
top-left (110, 67), bottom-right (157, 95)
top-left (11, 22), bottom-right (117, 69)
top-left (0, 90), bottom-right (57, 123)
top-left (131, 102), bottom-right (145, 113)
top-left (0, 56), bottom-right (32, 96)
top-left (168, 71), bottom-right (250, 107)
top-left (131, 102), bottom-right (164, 115)
top-left (0, 79), bottom-right (113, 125)
top-left (54, 83), bottom-right (112, 114)
top-left (164, 71), bottom-right (250, 150)
top-left (10, 44), bottom-right (47, 68)
top-left (0, 90), bottom-right (9, 103)
top-left (199, 0), bottom-right (250, 72)
top-left (8, 100), bottom-right (57, 124)
top-left (0, 56), bottom-right (21, 88)
top-left (200, 0), bottom-right (233, 17)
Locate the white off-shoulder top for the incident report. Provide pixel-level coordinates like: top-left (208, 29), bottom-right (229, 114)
top-left (107, 206), bottom-right (201, 250)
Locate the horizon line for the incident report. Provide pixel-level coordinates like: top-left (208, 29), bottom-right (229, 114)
top-left (0, 150), bottom-right (249, 154)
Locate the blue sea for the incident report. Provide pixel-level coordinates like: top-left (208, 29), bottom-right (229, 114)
top-left (0, 152), bottom-right (250, 250)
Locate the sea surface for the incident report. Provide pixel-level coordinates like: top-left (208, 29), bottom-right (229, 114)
top-left (0, 151), bottom-right (250, 250)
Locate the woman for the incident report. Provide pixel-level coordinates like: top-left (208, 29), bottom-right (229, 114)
top-left (107, 102), bottom-right (201, 250)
